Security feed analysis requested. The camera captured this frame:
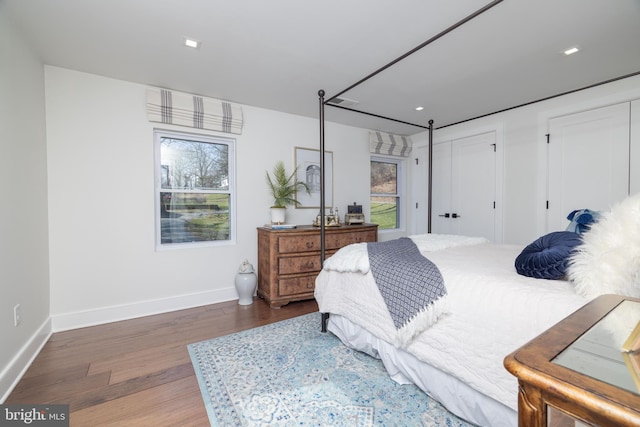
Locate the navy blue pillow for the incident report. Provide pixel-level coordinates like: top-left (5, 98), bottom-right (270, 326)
top-left (515, 231), bottom-right (583, 279)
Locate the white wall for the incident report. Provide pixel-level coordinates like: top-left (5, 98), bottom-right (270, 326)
top-left (411, 74), bottom-right (640, 245)
top-left (0, 10), bottom-right (51, 401)
top-left (45, 66), bottom-right (372, 331)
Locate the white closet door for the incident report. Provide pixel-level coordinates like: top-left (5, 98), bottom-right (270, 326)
top-left (431, 141), bottom-right (453, 234)
top-left (412, 145), bottom-right (429, 234)
top-left (431, 132), bottom-right (497, 241)
top-left (451, 132), bottom-right (496, 241)
top-left (547, 103), bottom-right (630, 232)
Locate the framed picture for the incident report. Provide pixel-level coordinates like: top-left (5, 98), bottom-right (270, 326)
top-left (294, 147), bottom-right (333, 208)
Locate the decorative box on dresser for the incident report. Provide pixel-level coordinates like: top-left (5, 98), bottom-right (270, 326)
top-left (257, 224), bottom-right (378, 308)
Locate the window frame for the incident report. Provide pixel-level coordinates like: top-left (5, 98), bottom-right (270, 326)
top-left (154, 129), bottom-right (236, 249)
top-left (370, 155), bottom-right (404, 230)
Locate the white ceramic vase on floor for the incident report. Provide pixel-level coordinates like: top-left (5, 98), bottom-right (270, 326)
top-left (235, 260), bottom-right (257, 305)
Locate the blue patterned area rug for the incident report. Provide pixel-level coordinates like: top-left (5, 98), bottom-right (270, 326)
top-left (188, 312), bottom-right (475, 426)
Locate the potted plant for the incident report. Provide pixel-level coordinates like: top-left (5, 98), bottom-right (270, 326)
top-left (266, 161), bottom-right (310, 224)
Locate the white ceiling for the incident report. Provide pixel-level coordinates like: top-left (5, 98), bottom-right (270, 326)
top-left (4, 0), bottom-right (640, 135)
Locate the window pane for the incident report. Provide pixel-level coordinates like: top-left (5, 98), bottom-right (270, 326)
top-left (155, 129), bottom-right (235, 248)
top-left (160, 137), bottom-right (229, 190)
top-left (371, 159), bottom-right (399, 229)
top-left (160, 192), bottom-right (230, 243)
top-left (370, 196), bottom-right (399, 229)
top-left (371, 161), bottom-right (397, 194)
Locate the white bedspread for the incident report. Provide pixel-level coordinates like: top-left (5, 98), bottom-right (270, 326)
top-left (315, 235), bottom-right (589, 413)
top-left (322, 234), bottom-right (489, 273)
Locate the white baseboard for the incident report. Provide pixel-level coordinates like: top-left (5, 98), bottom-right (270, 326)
top-left (1, 288), bottom-right (237, 402)
top-left (0, 318), bottom-right (52, 403)
top-left (51, 287), bottom-right (238, 332)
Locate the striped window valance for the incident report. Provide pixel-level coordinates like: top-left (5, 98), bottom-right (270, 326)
top-left (147, 87), bottom-right (243, 135)
top-left (369, 131), bottom-right (412, 157)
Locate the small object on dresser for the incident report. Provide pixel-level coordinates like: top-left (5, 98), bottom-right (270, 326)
top-left (313, 209), bottom-right (341, 226)
top-left (267, 223), bottom-right (297, 230)
top-left (345, 202), bottom-right (365, 224)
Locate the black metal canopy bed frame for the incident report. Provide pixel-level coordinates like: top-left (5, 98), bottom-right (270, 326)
top-left (315, 0), bottom-right (640, 255)
top-left (312, 1), bottom-right (640, 426)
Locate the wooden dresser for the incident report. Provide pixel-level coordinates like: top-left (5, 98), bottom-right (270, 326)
top-left (257, 224), bottom-right (377, 308)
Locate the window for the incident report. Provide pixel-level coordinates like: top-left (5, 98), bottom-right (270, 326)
top-left (370, 157), bottom-right (402, 229)
top-left (154, 129), bottom-right (235, 247)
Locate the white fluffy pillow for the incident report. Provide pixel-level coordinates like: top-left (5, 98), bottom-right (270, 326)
top-left (567, 193), bottom-right (640, 299)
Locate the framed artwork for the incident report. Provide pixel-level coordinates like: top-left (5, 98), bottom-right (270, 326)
top-left (294, 147), bottom-right (333, 208)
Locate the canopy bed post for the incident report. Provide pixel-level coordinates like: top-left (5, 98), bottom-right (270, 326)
top-left (318, 90), bottom-right (326, 263)
top-left (316, 0), bottom-right (505, 334)
top-left (428, 119), bottom-right (434, 233)
top-left (318, 89), bottom-right (330, 333)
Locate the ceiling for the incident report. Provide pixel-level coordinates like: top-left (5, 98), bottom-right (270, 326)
top-left (3, 0), bottom-right (640, 135)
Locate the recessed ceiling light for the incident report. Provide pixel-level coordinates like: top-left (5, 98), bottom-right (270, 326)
top-left (415, 106), bottom-right (424, 111)
top-left (563, 47), bottom-right (579, 56)
top-left (184, 38), bottom-right (200, 49)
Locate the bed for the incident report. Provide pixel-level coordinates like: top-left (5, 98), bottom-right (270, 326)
top-left (315, 235), bottom-right (584, 426)
top-left (314, 193), bottom-right (640, 427)
top-left (309, 2), bottom-right (640, 424)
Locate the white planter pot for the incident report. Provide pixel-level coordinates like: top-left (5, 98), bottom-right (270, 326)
top-left (270, 207), bottom-right (286, 224)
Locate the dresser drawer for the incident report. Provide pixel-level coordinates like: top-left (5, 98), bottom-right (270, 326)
top-left (324, 230), bottom-right (377, 249)
top-left (278, 250), bottom-right (340, 274)
top-left (278, 235), bottom-right (321, 253)
top-left (278, 254), bottom-right (322, 274)
top-left (278, 229), bottom-right (376, 253)
top-left (278, 275), bottom-right (316, 297)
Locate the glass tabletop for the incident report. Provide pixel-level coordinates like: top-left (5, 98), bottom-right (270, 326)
top-left (554, 300), bottom-right (640, 394)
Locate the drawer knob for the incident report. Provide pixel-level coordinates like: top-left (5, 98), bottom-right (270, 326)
top-left (306, 242), bottom-right (314, 248)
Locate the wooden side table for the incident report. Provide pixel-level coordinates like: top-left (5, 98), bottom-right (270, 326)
top-left (504, 294), bottom-right (640, 427)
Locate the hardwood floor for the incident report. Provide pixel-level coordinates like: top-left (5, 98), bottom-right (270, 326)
top-left (6, 298), bottom-right (319, 426)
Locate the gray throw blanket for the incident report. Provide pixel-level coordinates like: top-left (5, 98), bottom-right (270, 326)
top-left (367, 237), bottom-right (447, 331)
